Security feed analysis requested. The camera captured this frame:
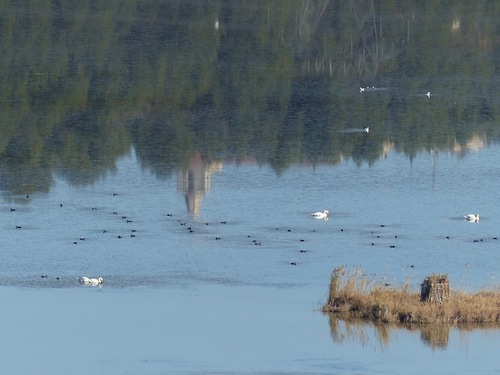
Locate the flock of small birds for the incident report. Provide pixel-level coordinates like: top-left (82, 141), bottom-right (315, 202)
top-left (164, 207), bottom-right (498, 272)
top-left (8, 192), bottom-right (137, 286)
top-left (7, 192), bottom-right (496, 286)
top-left (170, 213), bottom-right (309, 266)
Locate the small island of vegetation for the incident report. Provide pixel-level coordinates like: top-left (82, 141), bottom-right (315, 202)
top-left (323, 267), bottom-right (500, 325)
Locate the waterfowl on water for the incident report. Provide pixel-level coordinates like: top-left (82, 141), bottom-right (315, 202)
top-left (360, 86), bottom-right (375, 92)
top-left (364, 127), bottom-right (370, 133)
top-left (311, 210), bottom-right (329, 220)
top-left (464, 214), bottom-right (479, 222)
top-left (426, 91), bottom-right (431, 97)
top-left (78, 276), bottom-right (104, 286)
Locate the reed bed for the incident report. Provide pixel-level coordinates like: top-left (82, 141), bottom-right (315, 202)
top-left (322, 267), bottom-right (500, 325)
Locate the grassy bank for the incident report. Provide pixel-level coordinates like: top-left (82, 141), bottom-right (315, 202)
top-left (322, 267), bottom-right (500, 325)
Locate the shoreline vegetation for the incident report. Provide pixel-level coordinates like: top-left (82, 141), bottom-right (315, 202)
top-left (322, 267), bottom-right (500, 325)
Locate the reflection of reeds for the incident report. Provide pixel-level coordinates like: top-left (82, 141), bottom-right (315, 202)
top-left (326, 313), bottom-right (391, 348)
top-left (326, 313), bottom-right (500, 350)
top-left (420, 324), bottom-right (449, 349)
top-left (323, 267), bottom-right (500, 324)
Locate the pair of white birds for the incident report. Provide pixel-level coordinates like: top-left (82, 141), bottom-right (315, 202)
top-left (311, 210), bottom-right (479, 222)
top-left (464, 214), bottom-right (479, 222)
top-left (78, 276), bottom-right (104, 286)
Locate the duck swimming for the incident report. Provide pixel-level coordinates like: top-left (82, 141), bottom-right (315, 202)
top-left (78, 276), bottom-right (104, 286)
top-left (311, 210), bottom-right (329, 220)
top-left (464, 214), bottom-right (479, 222)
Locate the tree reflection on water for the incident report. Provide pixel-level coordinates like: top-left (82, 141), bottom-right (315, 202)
top-left (1, 1), bottom-right (500, 197)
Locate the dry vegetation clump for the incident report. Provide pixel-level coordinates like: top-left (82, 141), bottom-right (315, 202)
top-left (323, 267), bottom-right (500, 325)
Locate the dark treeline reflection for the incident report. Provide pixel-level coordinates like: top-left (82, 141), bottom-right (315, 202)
top-left (1, 1), bottom-right (500, 195)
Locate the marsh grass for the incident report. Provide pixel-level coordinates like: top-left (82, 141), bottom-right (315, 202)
top-left (323, 267), bottom-right (500, 325)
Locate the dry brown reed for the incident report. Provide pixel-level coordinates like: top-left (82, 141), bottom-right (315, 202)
top-left (323, 267), bottom-right (500, 325)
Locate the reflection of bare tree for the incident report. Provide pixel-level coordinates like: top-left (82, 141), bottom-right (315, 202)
top-left (347, 0), bottom-right (380, 75)
top-left (298, 0), bottom-right (330, 47)
top-left (297, 0), bottom-right (389, 77)
top-left (176, 153), bottom-right (222, 217)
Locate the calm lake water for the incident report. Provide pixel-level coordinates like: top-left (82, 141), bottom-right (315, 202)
top-left (2, 148), bottom-right (500, 374)
top-left (1, 1), bottom-right (500, 374)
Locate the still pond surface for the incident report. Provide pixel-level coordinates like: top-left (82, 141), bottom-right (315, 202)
top-left (1, 148), bottom-right (500, 374)
top-left (1, 1), bottom-right (500, 374)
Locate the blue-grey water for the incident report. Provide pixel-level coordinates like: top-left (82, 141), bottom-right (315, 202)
top-left (2, 147), bottom-right (500, 374)
top-left (2, 1), bottom-right (500, 374)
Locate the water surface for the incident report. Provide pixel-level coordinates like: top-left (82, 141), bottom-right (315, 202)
top-left (1, 1), bottom-right (500, 374)
top-left (2, 148), bottom-right (500, 374)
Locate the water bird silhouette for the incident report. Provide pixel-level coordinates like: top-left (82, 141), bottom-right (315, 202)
top-left (338, 127), bottom-right (370, 134)
top-left (417, 91), bottom-right (436, 97)
top-left (359, 86), bottom-right (387, 92)
top-left (311, 210), bottom-right (329, 220)
top-left (464, 214), bottom-right (479, 222)
top-left (78, 276), bottom-right (103, 286)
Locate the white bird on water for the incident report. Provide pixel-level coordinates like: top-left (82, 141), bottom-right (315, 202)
top-left (464, 214), bottom-right (479, 222)
top-left (364, 127), bottom-right (370, 133)
top-left (78, 276), bottom-right (104, 286)
top-left (311, 210), bottom-right (329, 220)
